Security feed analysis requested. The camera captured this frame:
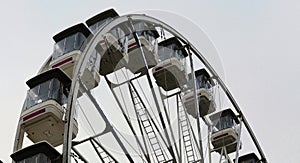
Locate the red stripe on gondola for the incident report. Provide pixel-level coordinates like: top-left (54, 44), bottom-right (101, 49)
top-left (185, 92), bottom-right (202, 101)
top-left (23, 108), bottom-right (46, 122)
top-left (154, 63), bottom-right (172, 71)
top-left (99, 40), bottom-right (105, 44)
top-left (52, 57), bottom-right (73, 68)
top-left (128, 42), bottom-right (137, 49)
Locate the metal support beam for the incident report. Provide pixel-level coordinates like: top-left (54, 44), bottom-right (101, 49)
top-left (158, 88), bottom-right (180, 161)
top-left (71, 147), bottom-right (89, 163)
top-left (187, 47), bottom-right (205, 162)
top-left (234, 117), bottom-right (243, 163)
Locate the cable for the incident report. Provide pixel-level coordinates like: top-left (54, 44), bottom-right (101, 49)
top-left (77, 101), bottom-right (98, 136)
top-left (113, 70), bottom-right (131, 123)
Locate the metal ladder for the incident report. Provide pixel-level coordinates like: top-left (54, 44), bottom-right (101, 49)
top-left (178, 97), bottom-right (196, 163)
top-left (89, 138), bottom-right (117, 163)
top-left (128, 83), bottom-right (166, 163)
top-left (99, 151), bottom-right (114, 163)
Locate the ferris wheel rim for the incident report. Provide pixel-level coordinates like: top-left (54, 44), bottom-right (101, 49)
top-left (48, 12), bottom-right (267, 163)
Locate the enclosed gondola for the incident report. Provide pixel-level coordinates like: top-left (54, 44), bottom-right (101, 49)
top-left (234, 153), bottom-right (260, 163)
top-left (11, 141), bottom-right (62, 163)
top-left (86, 9), bottom-right (127, 76)
top-left (152, 37), bottom-right (188, 91)
top-left (209, 108), bottom-right (240, 154)
top-left (50, 23), bottom-right (100, 90)
top-left (86, 8), bottom-right (119, 33)
top-left (20, 69), bottom-right (78, 147)
top-left (182, 68), bottom-right (215, 117)
top-left (126, 20), bottom-right (159, 74)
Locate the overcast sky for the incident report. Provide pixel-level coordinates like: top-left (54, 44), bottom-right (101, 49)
top-left (1, 0), bottom-right (300, 162)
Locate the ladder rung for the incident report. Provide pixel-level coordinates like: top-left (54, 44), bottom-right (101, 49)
top-left (141, 119), bottom-right (149, 123)
top-left (154, 150), bottom-right (163, 155)
top-left (187, 154), bottom-right (194, 157)
top-left (142, 121), bottom-right (150, 126)
top-left (148, 135), bottom-right (156, 140)
top-left (139, 111), bottom-right (147, 116)
top-left (153, 144), bottom-right (160, 150)
top-left (151, 142), bottom-right (159, 146)
top-left (155, 149), bottom-right (162, 155)
top-left (180, 118), bottom-right (187, 122)
top-left (184, 139), bottom-right (191, 143)
top-left (184, 141), bottom-right (191, 146)
top-left (181, 122), bottom-right (188, 126)
top-left (156, 154), bottom-right (165, 160)
top-left (102, 156), bottom-right (109, 159)
top-left (146, 130), bottom-right (154, 134)
top-left (181, 126), bottom-right (188, 130)
top-left (186, 146), bottom-right (192, 151)
top-left (149, 135), bottom-right (157, 139)
top-left (156, 151), bottom-right (164, 156)
top-left (134, 101), bottom-right (141, 105)
top-left (183, 134), bottom-right (190, 138)
top-left (188, 158), bottom-right (195, 162)
top-left (186, 150), bottom-right (193, 155)
top-left (182, 130), bottom-right (189, 135)
top-left (148, 132), bottom-right (155, 137)
top-left (181, 123), bottom-right (188, 128)
top-left (144, 124), bottom-right (152, 129)
top-left (149, 139), bottom-right (158, 144)
top-left (100, 152), bottom-right (107, 156)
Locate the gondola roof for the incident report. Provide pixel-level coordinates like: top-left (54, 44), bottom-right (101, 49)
top-left (234, 153), bottom-right (259, 162)
top-left (10, 141), bottom-right (61, 162)
top-left (86, 8), bottom-right (119, 27)
top-left (53, 23), bottom-right (91, 42)
top-left (158, 37), bottom-right (188, 57)
top-left (187, 68), bottom-right (215, 86)
top-left (195, 68), bottom-right (215, 85)
top-left (209, 108), bottom-right (239, 124)
top-left (195, 68), bottom-right (210, 79)
top-left (26, 68), bottom-right (71, 88)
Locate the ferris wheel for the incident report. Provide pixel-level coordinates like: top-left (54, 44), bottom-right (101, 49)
top-left (11, 9), bottom-right (267, 163)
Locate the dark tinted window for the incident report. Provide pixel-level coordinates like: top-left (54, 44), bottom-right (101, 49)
top-left (25, 79), bottom-right (68, 109)
top-left (52, 33), bottom-right (87, 60)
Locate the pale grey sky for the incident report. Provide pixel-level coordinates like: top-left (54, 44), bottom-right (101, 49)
top-left (1, 0), bottom-right (300, 162)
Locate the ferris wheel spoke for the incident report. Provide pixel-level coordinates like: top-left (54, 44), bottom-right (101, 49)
top-left (157, 87), bottom-right (180, 161)
top-left (71, 147), bottom-right (89, 163)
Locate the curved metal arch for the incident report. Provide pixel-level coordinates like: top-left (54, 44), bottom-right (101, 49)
top-left (62, 14), bottom-right (267, 163)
